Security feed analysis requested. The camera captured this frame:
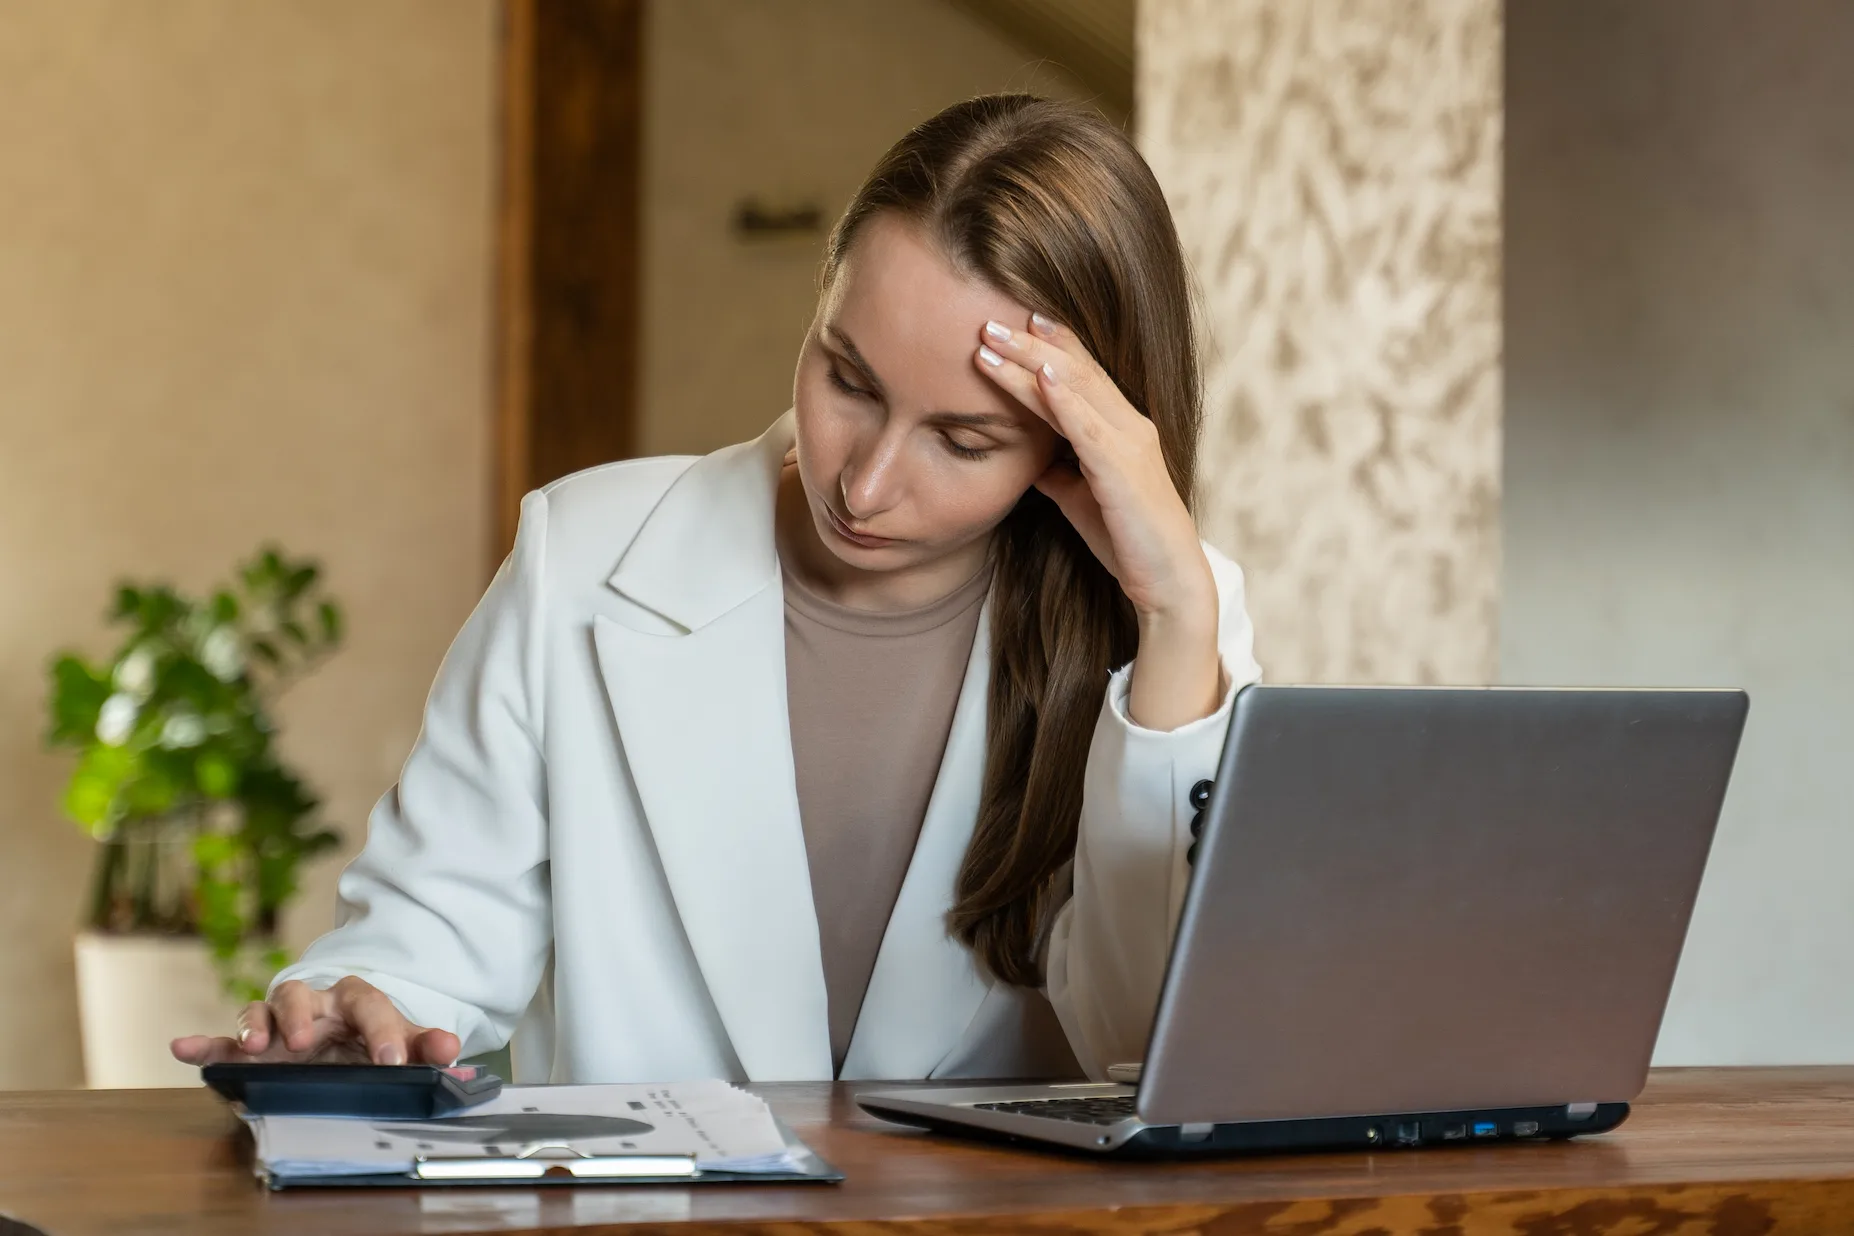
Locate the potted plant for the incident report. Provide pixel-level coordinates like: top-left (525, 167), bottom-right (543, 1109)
top-left (46, 547), bottom-right (344, 1087)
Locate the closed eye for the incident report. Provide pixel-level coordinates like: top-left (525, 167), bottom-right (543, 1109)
top-left (941, 434), bottom-right (993, 461)
top-left (826, 363), bottom-right (875, 400)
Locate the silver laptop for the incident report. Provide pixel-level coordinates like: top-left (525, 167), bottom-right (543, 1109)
top-left (859, 685), bottom-right (1748, 1156)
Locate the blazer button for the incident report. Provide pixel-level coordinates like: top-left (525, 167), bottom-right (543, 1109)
top-left (1190, 809), bottom-right (1205, 838)
top-left (1190, 779), bottom-right (1214, 809)
top-left (1185, 841), bottom-right (1198, 867)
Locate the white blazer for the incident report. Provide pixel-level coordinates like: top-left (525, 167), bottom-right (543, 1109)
top-left (278, 413), bottom-right (1261, 1083)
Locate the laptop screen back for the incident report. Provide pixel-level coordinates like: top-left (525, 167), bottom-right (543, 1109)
top-left (1138, 686), bottom-right (1747, 1127)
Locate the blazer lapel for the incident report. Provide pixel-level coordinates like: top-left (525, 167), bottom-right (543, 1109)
top-left (837, 600), bottom-right (995, 1080)
top-left (593, 414), bottom-right (832, 1081)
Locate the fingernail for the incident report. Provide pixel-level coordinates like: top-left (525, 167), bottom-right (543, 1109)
top-left (237, 1027), bottom-right (252, 1045)
top-left (983, 320), bottom-right (1011, 343)
top-left (1031, 312), bottom-right (1058, 335)
top-left (977, 345), bottom-right (1004, 367)
top-left (379, 1042), bottom-right (406, 1065)
top-left (1041, 362), bottom-right (1059, 382)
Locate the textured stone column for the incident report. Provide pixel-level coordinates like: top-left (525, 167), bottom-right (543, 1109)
top-left (1138, 0), bottom-right (1503, 683)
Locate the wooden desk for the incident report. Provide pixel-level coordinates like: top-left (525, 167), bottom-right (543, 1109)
top-left (1, 1068), bottom-right (1852, 1234)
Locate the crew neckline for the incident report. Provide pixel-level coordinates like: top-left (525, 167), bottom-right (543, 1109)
top-left (780, 557), bottom-right (992, 637)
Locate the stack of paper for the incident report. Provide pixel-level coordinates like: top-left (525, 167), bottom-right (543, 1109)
top-left (245, 1080), bottom-right (804, 1182)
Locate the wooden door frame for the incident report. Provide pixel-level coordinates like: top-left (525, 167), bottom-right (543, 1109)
top-left (493, 0), bottom-right (645, 565)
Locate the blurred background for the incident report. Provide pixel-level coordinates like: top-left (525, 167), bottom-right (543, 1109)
top-left (0, 0), bottom-right (1846, 1089)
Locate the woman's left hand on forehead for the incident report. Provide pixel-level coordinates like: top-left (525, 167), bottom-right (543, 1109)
top-left (975, 313), bottom-right (1216, 626)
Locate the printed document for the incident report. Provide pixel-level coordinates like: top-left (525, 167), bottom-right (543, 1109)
top-left (247, 1079), bottom-right (799, 1179)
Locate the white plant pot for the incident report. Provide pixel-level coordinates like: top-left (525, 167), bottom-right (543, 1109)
top-left (74, 930), bottom-right (245, 1088)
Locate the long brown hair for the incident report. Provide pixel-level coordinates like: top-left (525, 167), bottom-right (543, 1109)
top-left (820, 95), bottom-right (1203, 985)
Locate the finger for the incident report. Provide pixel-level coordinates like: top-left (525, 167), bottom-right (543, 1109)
top-left (411, 1026), bottom-right (463, 1066)
top-left (975, 343), bottom-right (1053, 426)
top-left (332, 977), bottom-right (417, 1065)
top-left (235, 1000), bottom-right (277, 1055)
top-left (1033, 360), bottom-right (1118, 461)
top-left (1027, 312), bottom-right (1122, 386)
top-left (1035, 463), bottom-right (1112, 553)
top-left (975, 344), bottom-right (1109, 457)
top-left (1033, 461), bottom-right (1091, 517)
top-left (270, 980), bottom-right (327, 1054)
top-left (981, 319), bottom-right (1080, 390)
top-left (171, 1033), bottom-right (215, 1065)
top-left (171, 1034), bottom-right (245, 1066)
top-left (983, 318), bottom-right (1134, 428)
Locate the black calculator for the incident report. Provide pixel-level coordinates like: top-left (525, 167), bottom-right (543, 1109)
top-left (201, 1063), bottom-right (505, 1118)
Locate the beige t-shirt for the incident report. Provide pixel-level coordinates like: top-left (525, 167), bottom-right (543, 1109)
top-left (782, 560), bottom-right (991, 1074)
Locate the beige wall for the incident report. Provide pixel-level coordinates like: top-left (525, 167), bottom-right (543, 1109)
top-left (638, 0), bottom-right (1105, 458)
top-left (0, 0), bottom-right (496, 1087)
top-left (1504, 0), bottom-right (1854, 1063)
top-left (1139, 0), bottom-right (1503, 683)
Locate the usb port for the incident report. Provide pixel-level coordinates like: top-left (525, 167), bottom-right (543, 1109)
top-left (1441, 1123), bottom-right (1467, 1140)
top-left (1472, 1121), bottom-right (1499, 1138)
top-left (1514, 1120), bottom-right (1540, 1137)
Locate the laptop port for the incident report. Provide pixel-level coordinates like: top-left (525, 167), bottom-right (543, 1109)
top-left (1394, 1121), bottom-right (1422, 1146)
top-left (1441, 1123), bottom-right (1468, 1140)
top-left (1472, 1121), bottom-right (1499, 1138)
top-left (1514, 1120), bottom-right (1540, 1137)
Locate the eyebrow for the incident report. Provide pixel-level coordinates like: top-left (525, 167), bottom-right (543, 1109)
top-left (823, 326), bottom-right (890, 401)
top-left (929, 410), bottom-right (1024, 430)
top-left (823, 324), bottom-right (1027, 433)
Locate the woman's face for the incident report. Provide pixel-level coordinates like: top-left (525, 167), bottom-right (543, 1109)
top-left (791, 214), bottom-right (1060, 575)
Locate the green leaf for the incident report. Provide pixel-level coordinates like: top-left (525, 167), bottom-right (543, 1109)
top-left (238, 761), bottom-right (317, 819)
top-left (46, 655), bottom-right (113, 746)
top-left (301, 828), bottom-right (342, 855)
top-left (194, 753), bottom-right (239, 798)
top-left (157, 656), bottom-right (218, 705)
top-left (121, 765), bottom-right (179, 817)
top-left (195, 876), bottom-right (243, 954)
top-left (254, 850), bottom-right (296, 911)
top-left (129, 586), bottom-right (184, 633)
top-left (210, 590), bottom-right (240, 624)
top-left (316, 601), bottom-right (343, 643)
top-left (64, 773), bottom-right (117, 832)
top-left (192, 832), bottom-right (238, 869)
top-left (62, 744), bottom-right (139, 833)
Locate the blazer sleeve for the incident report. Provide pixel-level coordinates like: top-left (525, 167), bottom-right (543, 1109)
top-left (1043, 541), bottom-right (1262, 1079)
top-left (270, 491), bottom-right (555, 1058)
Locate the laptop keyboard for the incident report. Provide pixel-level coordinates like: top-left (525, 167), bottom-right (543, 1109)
top-left (972, 1094), bottom-right (1140, 1125)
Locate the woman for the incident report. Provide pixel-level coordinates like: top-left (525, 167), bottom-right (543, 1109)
top-left (172, 94), bottom-right (1259, 1084)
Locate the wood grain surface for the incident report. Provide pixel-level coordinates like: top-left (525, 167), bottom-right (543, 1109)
top-left (1, 1068), bottom-right (1852, 1234)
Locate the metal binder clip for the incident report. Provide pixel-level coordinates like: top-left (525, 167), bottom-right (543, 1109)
top-left (414, 1141), bottom-right (699, 1180)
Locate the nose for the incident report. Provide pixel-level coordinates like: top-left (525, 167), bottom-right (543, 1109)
top-left (838, 430), bottom-right (904, 522)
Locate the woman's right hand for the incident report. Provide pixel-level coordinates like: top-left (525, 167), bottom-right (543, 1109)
top-left (168, 976), bottom-right (461, 1067)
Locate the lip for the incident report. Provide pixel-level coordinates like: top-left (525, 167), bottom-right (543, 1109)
top-left (822, 504), bottom-right (897, 549)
